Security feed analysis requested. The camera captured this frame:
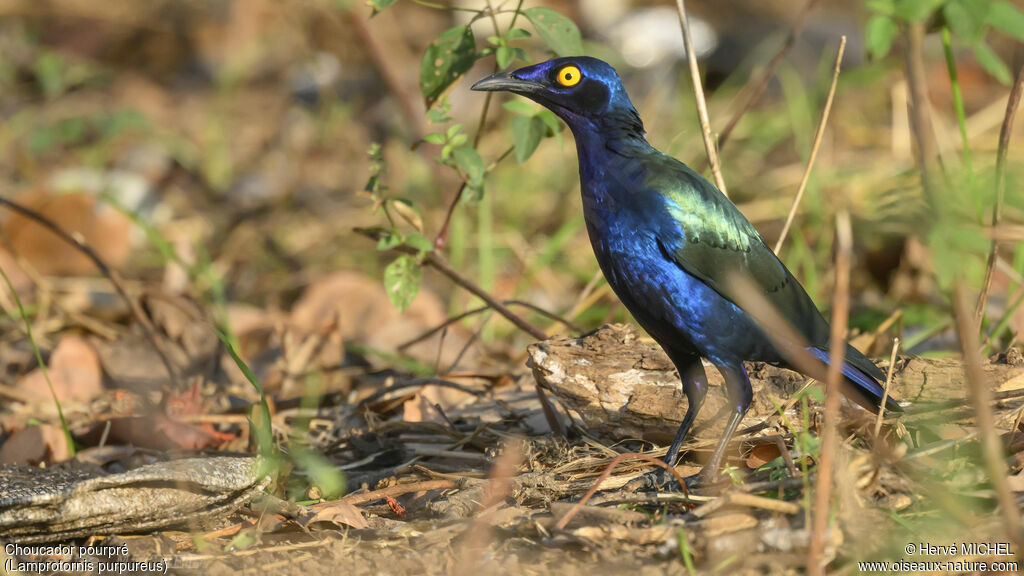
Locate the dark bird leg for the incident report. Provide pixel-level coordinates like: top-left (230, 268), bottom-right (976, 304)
top-left (700, 363), bottom-right (753, 482)
top-left (665, 357), bottom-right (709, 467)
top-left (637, 355), bottom-right (708, 490)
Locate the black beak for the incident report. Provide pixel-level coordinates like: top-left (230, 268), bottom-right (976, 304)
top-left (471, 71), bottom-right (544, 94)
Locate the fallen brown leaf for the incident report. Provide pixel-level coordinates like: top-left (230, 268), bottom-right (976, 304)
top-left (305, 499), bottom-right (368, 530)
top-left (0, 424), bottom-right (72, 465)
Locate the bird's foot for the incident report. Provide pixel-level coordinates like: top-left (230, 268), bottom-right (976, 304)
top-left (626, 467), bottom-right (735, 494)
top-left (626, 467), bottom-right (700, 493)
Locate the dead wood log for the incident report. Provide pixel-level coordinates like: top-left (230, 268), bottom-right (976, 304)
top-left (527, 324), bottom-right (1024, 444)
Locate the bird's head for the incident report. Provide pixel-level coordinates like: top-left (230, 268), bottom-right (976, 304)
top-left (471, 57), bottom-right (643, 137)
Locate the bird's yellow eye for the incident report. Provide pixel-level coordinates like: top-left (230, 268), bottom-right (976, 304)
top-left (557, 65), bottom-right (581, 87)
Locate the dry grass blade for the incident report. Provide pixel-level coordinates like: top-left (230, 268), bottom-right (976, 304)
top-left (673, 0), bottom-right (727, 196)
top-left (953, 284), bottom-right (1024, 560)
top-left (774, 36), bottom-right (846, 254)
top-left (874, 337), bottom-right (900, 439)
top-left (976, 60), bottom-right (1024, 325)
top-left (457, 439), bottom-right (523, 576)
top-left (808, 209), bottom-right (852, 576)
top-left (552, 452), bottom-right (690, 532)
top-left (725, 271), bottom-right (827, 382)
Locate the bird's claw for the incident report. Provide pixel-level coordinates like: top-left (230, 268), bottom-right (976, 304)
top-left (627, 468), bottom-right (704, 493)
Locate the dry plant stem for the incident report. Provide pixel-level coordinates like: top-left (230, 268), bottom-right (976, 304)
top-left (808, 210), bottom-right (852, 576)
top-left (435, 0), bottom-right (524, 249)
top-left (774, 36), bottom-right (846, 254)
top-left (355, 227), bottom-right (565, 435)
top-left (711, 0), bottom-right (820, 158)
top-left (356, 229), bottom-right (547, 339)
top-left (954, 285), bottom-right (1024, 559)
top-left (903, 21), bottom-right (942, 201)
top-left (340, 479), bottom-right (459, 505)
top-left (976, 61), bottom-right (1024, 325)
top-left (553, 452), bottom-right (690, 531)
top-left (874, 337), bottom-right (900, 438)
top-left (398, 299), bottom-right (581, 351)
top-left (0, 196), bottom-right (181, 389)
top-left (673, 0), bottom-right (727, 196)
top-left (343, 11), bottom-right (425, 139)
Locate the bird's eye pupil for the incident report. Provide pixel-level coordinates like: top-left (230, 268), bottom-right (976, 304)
top-left (558, 66), bottom-right (581, 86)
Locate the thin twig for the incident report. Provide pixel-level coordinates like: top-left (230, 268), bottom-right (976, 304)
top-left (976, 60), bottom-right (1024, 325)
top-left (874, 337), bottom-right (900, 439)
top-left (673, 0), bottom-right (727, 196)
top-left (953, 284), bottom-right (1024, 560)
top-left (774, 36), bottom-right (846, 254)
top-left (340, 479), bottom-right (459, 505)
top-left (711, 0), bottom-right (820, 157)
top-left (398, 299), bottom-right (581, 351)
top-left (356, 228), bottom-right (546, 340)
top-left (0, 196), bottom-right (181, 388)
top-left (808, 209), bottom-right (852, 576)
top-left (553, 452), bottom-right (690, 531)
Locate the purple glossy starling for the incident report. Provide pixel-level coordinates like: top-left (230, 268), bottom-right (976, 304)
top-left (472, 57), bottom-right (900, 485)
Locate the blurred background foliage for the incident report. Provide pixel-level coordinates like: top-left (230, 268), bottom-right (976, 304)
top-left (0, 0), bottom-right (1021, 370)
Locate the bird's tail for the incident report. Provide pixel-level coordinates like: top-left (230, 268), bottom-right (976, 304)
top-left (806, 346), bottom-right (903, 413)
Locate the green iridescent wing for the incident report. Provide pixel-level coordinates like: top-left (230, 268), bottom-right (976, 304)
top-left (646, 153), bottom-right (831, 346)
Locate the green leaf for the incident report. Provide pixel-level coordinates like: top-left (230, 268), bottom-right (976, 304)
top-left (496, 45), bottom-right (515, 69)
top-left (513, 115), bottom-right (545, 163)
top-left (893, 0), bottom-right (945, 21)
top-left (292, 448), bottom-right (346, 500)
top-left (34, 51), bottom-right (66, 99)
top-left (420, 26), bottom-right (478, 108)
top-left (452, 146), bottom-right (485, 186)
top-left (537, 110), bottom-right (562, 133)
top-left (865, 15), bottom-right (898, 60)
top-left (376, 230), bottom-right (403, 251)
top-left (426, 98), bottom-right (452, 123)
top-left (523, 7), bottom-right (583, 56)
top-left (943, 0), bottom-right (987, 43)
top-left (368, 0), bottom-right (398, 17)
top-left (502, 100), bottom-right (536, 116)
top-left (423, 132), bottom-right (445, 144)
top-left (973, 41), bottom-right (1012, 85)
top-left (384, 255), bottom-right (421, 312)
top-left (988, 1), bottom-right (1024, 41)
top-left (505, 28), bottom-right (531, 40)
top-left (537, 109), bottom-right (564, 147)
top-left (404, 233), bottom-right (434, 253)
top-left (866, 0), bottom-right (896, 16)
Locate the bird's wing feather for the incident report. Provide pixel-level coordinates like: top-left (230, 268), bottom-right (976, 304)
top-left (640, 152), bottom-right (831, 347)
